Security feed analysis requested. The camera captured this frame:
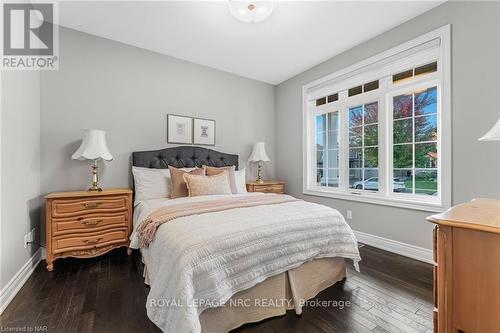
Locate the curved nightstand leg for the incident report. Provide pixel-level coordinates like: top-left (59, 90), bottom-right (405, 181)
top-left (46, 260), bottom-right (54, 271)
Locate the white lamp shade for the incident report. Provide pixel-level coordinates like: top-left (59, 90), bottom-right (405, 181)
top-left (479, 118), bottom-right (500, 141)
top-left (72, 129), bottom-right (113, 161)
top-left (248, 142), bottom-right (270, 162)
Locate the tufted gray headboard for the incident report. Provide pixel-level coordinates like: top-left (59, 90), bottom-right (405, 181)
top-left (132, 146), bottom-right (238, 170)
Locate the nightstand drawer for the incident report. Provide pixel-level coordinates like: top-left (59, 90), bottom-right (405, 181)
top-left (52, 196), bottom-right (127, 217)
top-left (53, 228), bottom-right (128, 254)
top-left (52, 212), bottom-right (128, 236)
top-left (253, 185), bottom-right (284, 194)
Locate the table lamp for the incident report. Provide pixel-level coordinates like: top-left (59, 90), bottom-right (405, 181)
top-left (72, 129), bottom-right (113, 191)
top-left (479, 117), bottom-right (500, 141)
top-left (248, 142), bottom-right (270, 183)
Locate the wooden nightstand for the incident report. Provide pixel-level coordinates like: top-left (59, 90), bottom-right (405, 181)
top-left (246, 181), bottom-right (285, 194)
top-left (45, 188), bottom-right (132, 271)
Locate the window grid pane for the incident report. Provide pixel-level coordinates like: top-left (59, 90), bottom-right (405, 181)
top-left (316, 111), bottom-right (340, 187)
top-left (349, 102), bottom-right (379, 191)
top-left (392, 62), bottom-right (438, 83)
top-left (392, 86), bottom-right (438, 196)
top-left (316, 97), bottom-right (327, 106)
top-left (327, 93), bottom-right (339, 103)
top-left (348, 85), bottom-right (363, 97)
top-left (393, 69), bottom-right (413, 83)
top-left (415, 62), bottom-right (437, 77)
top-left (363, 80), bottom-right (379, 93)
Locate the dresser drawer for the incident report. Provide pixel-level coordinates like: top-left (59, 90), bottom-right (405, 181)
top-left (52, 212), bottom-right (128, 236)
top-left (253, 185), bottom-right (284, 194)
top-left (53, 228), bottom-right (128, 254)
top-left (52, 196), bottom-right (127, 217)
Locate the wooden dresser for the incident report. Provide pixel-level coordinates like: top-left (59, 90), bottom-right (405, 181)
top-left (45, 189), bottom-right (133, 271)
top-left (246, 181), bottom-right (285, 194)
top-left (427, 198), bottom-right (500, 333)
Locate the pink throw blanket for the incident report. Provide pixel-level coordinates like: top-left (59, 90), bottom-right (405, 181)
top-left (136, 194), bottom-right (299, 248)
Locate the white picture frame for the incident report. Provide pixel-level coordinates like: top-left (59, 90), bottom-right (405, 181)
top-left (167, 114), bottom-right (193, 144)
top-left (193, 118), bottom-right (216, 146)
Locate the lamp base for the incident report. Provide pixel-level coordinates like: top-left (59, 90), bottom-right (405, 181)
top-left (88, 160), bottom-right (103, 192)
top-left (255, 161), bottom-right (264, 183)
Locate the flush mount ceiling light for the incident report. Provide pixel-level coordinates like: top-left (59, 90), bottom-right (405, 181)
top-left (229, 1), bottom-right (273, 23)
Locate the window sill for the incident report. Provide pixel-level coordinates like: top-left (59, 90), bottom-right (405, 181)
top-left (303, 188), bottom-right (448, 212)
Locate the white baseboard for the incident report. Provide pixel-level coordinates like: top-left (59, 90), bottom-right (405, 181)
top-left (354, 230), bottom-right (433, 264)
top-left (0, 248), bottom-right (42, 314)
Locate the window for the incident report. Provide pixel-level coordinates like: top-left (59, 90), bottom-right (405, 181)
top-left (303, 26), bottom-right (450, 212)
top-left (363, 80), bottom-right (379, 93)
top-left (327, 93), bottom-right (339, 103)
top-left (316, 93), bottom-right (339, 105)
top-left (347, 80), bottom-right (379, 97)
top-left (392, 87), bottom-right (438, 196)
top-left (348, 85), bottom-right (363, 97)
top-left (348, 102), bottom-right (379, 191)
top-left (316, 111), bottom-right (340, 187)
top-left (393, 61), bottom-right (438, 83)
top-left (316, 97), bottom-right (327, 106)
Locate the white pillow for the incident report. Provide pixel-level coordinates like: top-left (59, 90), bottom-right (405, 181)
top-left (132, 167), bottom-right (171, 206)
top-left (234, 168), bottom-right (247, 193)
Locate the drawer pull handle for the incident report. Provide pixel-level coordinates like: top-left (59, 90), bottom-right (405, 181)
top-left (82, 202), bottom-right (102, 209)
top-left (80, 219), bottom-right (103, 226)
top-left (82, 237), bottom-right (103, 244)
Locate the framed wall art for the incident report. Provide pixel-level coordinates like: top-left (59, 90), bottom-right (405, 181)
top-left (193, 118), bottom-right (215, 146)
top-left (167, 114), bottom-right (193, 144)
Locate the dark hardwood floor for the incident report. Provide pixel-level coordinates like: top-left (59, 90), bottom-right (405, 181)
top-left (0, 245), bottom-right (433, 333)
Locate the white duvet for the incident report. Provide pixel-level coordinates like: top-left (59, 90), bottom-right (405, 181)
top-left (131, 193), bottom-right (361, 333)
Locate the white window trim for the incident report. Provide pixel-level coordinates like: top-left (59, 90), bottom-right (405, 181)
top-left (302, 25), bottom-right (451, 213)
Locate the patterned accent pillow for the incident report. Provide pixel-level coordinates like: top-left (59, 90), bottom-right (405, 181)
top-left (169, 166), bottom-right (206, 199)
top-left (205, 165), bottom-right (237, 194)
top-left (183, 172), bottom-right (232, 197)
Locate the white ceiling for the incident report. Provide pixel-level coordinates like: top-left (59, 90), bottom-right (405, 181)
top-left (58, 1), bottom-right (444, 85)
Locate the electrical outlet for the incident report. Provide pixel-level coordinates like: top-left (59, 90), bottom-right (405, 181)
top-left (346, 210), bottom-right (353, 220)
top-left (24, 229), bottom-right (35, 248)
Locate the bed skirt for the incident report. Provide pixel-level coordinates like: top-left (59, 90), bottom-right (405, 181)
top-left (143, 257), bottom-right (346, 333)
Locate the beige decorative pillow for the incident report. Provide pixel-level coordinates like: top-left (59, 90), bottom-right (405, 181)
top-left (205, 165), bottom-right (237, 194)
top-left (183, 172), bottom-right (232, 197)
top-left (169, 166), bottom-right (206, 199)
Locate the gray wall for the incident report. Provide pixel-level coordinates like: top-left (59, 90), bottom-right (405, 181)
top-left (1, 71), bottom-right (41, 290)
top-left (41, 28), bottom-right (276, 196)
top-left (275, 1), bottom-right (500, 249)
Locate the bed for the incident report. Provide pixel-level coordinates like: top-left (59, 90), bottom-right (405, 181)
top-left (130, 146), bottom-right (361, 333)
